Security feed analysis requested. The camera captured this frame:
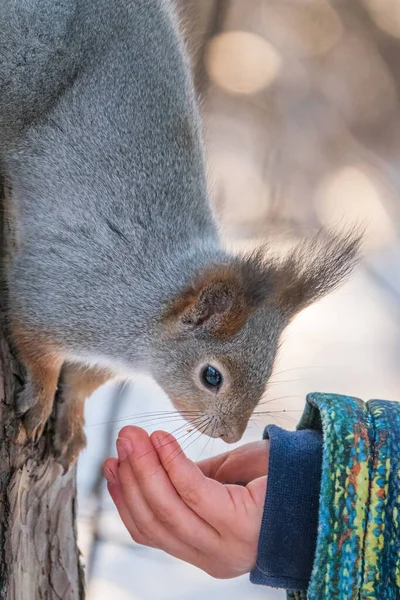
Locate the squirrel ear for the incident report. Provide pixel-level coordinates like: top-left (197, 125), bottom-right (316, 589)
top-left (181, 281), bottom-right (235, 327)
top-left (271, 229), bottom-right (363, 318)
top-left (166, 269), bottom-right (250, 337)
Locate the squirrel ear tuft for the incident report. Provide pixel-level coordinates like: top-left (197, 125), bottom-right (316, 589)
top-left (163, 228), bottom-right (361, 336)
top-left (270, 228), bottom-right (363, 318)
top-left (165, 267), bottom-right (251, 338)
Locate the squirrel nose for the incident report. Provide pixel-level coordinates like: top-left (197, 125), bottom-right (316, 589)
top-left (219, 425), bottom-right (246, 444)
top-left (219, 432), bottom-right (241, 443)
top-left (203, 417), bottom-right (248, 443)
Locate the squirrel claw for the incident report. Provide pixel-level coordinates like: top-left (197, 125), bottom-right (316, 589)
top-left (15, 385), bottom-right (38, 417)
top-left (15, 422), bottom-right (28, 445)
top-left (22, 413), bottom-right (47, 445)
top-left (53, 426), bottom-right (87, 471)
top-left (15, 381), bottom-right (53, 446)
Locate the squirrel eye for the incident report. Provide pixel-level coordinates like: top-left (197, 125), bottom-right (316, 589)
top-left (201, 365), bottom-right (223, 389)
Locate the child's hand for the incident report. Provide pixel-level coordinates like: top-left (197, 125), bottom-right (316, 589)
top-left (104, 427), bottom-right (270, 579)
top-left (196, 439), bottom-right (270, 484)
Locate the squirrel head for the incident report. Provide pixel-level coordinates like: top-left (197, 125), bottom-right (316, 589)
top-left (152, 229), bottom-right (362, 443)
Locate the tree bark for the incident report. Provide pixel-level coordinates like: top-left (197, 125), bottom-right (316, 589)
top-left (0, 177), bottom-right (85, 599)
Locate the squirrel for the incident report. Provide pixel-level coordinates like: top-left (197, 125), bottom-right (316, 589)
top-left (0, 0), bottom-right (361, 468)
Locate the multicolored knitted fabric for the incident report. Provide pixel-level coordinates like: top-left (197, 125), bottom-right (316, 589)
top-left (287, 393), bottom-right (400, 600)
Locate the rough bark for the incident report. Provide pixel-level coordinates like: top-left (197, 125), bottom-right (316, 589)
top-left (0, 177), bottom-right (85, 599)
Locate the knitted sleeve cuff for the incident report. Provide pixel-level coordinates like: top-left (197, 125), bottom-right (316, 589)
top-left (250, 425), bottom-right (323, 590)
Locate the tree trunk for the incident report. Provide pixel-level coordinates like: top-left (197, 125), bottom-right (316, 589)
top-left (0, 176), bottom-right (85, 599)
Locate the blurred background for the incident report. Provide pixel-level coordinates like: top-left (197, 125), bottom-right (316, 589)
top-left (77, 1), bottom-right (400, 598)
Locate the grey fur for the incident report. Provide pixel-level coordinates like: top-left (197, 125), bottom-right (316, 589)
top-left (0, 0), bottom-right (361, 446)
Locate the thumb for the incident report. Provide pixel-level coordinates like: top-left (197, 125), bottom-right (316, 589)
top-left (197, 440), bottom-right (270, 484)
top-left (247, 476), bottom-right (268, 508)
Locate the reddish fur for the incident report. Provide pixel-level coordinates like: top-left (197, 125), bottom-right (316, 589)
top-left (163, 230), bottom-right (362, 339)
top-left (54, 365), bottom-right (115, 465)
top-left (163, 264), bottom-right (253, 338)
top-left (61, 364), bottom-right (114, 401)
top-left (11, 317), bottom-right (64, 383)
top-left (11, 318), bottom-right (64, 440)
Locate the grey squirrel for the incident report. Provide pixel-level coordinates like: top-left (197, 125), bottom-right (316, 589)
top-left (0, 0), bottom-right (361, 467)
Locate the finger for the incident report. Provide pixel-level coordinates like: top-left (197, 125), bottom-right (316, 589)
top-left (117, 427), bottom-right (220, 552)
top-left (151, 429), bottom-right (234, 528)
top-left (115, 452), bottom-right (208, 567)
top-left (196, 450), bottom-right (232, 479)
top-left (104, 457), bottom-right (120, 485)
top-left (104, 458), bottom-right (154, 547)
top-left (247, 476), bottom-right (268, 509)
top-left (198, 441), bottom-right (270, 484)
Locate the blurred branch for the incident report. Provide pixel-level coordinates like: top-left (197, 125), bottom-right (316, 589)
top-left (175, 0), bottom-right (230, 97)
top-left (85, 381), bottom-right (130, 582)
top-left (364, 263), bottom-right (400, 314)
top-left (193, 0), bottom-right (230, 96)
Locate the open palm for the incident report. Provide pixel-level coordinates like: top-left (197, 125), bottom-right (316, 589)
top-left (104, 427), bottom-right (270, 579)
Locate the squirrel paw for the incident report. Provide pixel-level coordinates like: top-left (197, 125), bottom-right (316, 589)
top-left (15, 383), bottom-right (39, 416)
top-left (53, 426), bottom-right (87, 472)
top-left (16, 385), bottom-right (53, 444)
top-left (20, 403), bottom-right (51, 444)
top-left (53, 397), bottom-right (87, 471)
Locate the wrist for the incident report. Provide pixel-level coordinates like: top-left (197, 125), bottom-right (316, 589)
top-left (251, 427), bottom-right (323, 590)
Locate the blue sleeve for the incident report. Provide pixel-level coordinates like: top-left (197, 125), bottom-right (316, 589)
top-left (250, 425), bottom-right (323, 591)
